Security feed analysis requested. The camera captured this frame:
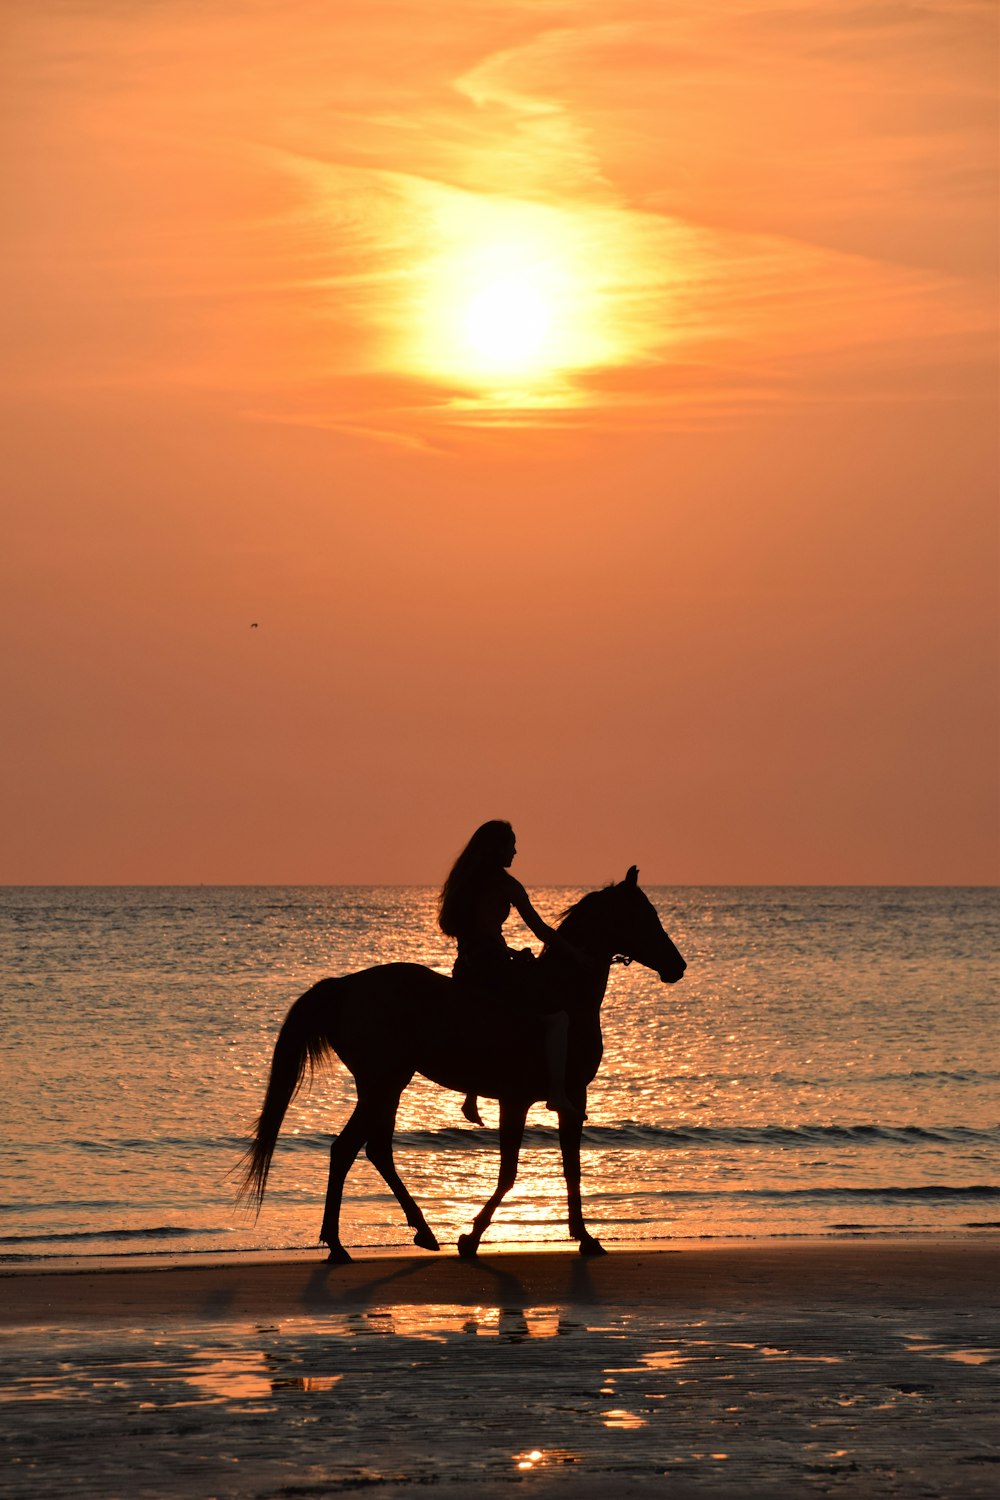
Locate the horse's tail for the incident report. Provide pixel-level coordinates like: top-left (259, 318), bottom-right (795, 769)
top-left (236, 979), bottom-right (338, 1215)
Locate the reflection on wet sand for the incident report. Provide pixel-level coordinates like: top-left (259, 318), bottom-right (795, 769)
top-left (186, 1348), bottom-right (347, 1402)
top-left (185, 1350), bottom-right (273, 1402)
top-left (601, 1407), bottom-right (646, 1429)
top-left (3, 1294), bottom-right (998, 1499)
top-left (177, 1296), bottom-right (583, 1410)
top-left (514, 1445), bottom-right (582, 1472)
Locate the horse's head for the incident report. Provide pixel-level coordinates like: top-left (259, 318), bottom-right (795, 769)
top-left (603, 866), bottom-right (687, 983)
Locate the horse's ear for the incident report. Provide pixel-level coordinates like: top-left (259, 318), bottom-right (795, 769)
top-left (623, 865), bottom-right (639, 887)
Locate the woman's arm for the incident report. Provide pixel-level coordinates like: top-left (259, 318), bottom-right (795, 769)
top-left (506, 876), bottom-right (558, 944)
top-left (507, 876), bottom-right (593, 969)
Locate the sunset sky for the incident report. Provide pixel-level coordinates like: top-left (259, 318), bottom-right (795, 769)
top-left (3, 1), bottom-right (997, 885)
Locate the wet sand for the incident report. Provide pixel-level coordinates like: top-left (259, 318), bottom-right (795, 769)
top-left (2, 1240), bottom-right (998, 1497)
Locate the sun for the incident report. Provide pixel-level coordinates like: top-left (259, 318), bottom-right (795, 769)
top-left (461, 269), bottom-right (553, 373)
top-left (406, 197), bottom-right (616, 398)
top-left (435, 238), bottom-right (571, 386)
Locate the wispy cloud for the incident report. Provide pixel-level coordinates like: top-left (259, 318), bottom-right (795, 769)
top-left (4, 0), bottom-right (993, 433)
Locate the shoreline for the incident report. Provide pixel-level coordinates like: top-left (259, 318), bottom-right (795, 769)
top-left (3, 1236), bottom-right (997, 1329)
top-left (4, 1223), bottom-right (997, 1277)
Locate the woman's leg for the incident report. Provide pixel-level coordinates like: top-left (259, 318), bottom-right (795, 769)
top-left (462, 1093), bottom-right (484, 1125)
top-left (544, 1011), bottom-right (582, 1117)
top-left (452, 960), bottom-right (486, 1126)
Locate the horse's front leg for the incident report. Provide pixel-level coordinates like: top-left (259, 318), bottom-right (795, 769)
top-left (457, 1098), bottom-right (528, 1259)
top-left (321, 1102), bottom-right (369, 1264)
top-left (560, 1089), bottom-right (606, 1257)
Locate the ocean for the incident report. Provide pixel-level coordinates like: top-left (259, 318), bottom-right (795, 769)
top-left (1, 885), bottom-right (997, 1263)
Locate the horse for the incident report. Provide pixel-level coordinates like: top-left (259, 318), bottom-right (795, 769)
top-left (238, 866), bottom-right (686, 1261)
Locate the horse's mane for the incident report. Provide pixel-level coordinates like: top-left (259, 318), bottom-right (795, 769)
top-left (535, 885), bottom-right (622, 966)
top-left (553, 884), bottom-right (617, 934)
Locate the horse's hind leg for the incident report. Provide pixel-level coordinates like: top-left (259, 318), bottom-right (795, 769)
top-left (364, 1097), bottom-right (440, 1253)
top-left (457, 1099), bottom-right (528, 1259)
top-left (320, 1102), bottom-right (369, 1265)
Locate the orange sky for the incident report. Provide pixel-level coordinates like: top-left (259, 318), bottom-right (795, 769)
top-left (3, 1), bottom-right (998, 885)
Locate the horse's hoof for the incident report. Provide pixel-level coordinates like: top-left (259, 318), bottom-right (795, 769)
top-left (325, 1244), bottom-right (353, 1265)
top-left (413, 1227), bottom-right (440, 1252)
top-left (578, 1234), bottom-right (607, 1258)
top-left (457, 1234), bottom-right (479, 1260)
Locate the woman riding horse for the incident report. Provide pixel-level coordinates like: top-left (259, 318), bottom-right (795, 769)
top-left (239, 866), bottom-right (687, 1261)
top-left (438, 820), bottom-right (583, 1124)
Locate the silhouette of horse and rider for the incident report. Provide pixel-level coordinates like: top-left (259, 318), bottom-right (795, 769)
top-left (240, 821), bottom-right (686, 1262)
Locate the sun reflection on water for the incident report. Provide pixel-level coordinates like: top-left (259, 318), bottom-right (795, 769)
top-left (7, 885), bottom-right (995, 1259)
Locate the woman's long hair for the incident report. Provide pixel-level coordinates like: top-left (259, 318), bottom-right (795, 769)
top-left (438, 820), bottom-right (513, 937)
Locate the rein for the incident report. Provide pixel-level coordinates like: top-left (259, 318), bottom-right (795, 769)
top-left (611, 954), bottom-right (633, 967)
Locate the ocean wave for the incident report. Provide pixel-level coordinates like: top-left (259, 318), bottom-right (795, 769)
top-left (654, 1069), bottom-right (1000, 1086)
top-left (0, 1225), bottom-right (223, 1246)
top-left (0, 1199), bottom-right (123, 1216)
top-left (27, 1121), bottom-right (1000, 1160)
top-left (632, 1185), bottom-right (1000, 1202)
top-left (388, 1122), bottom-right (1000, 1151)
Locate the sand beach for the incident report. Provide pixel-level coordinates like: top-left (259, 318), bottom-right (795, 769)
top-left (2, 1239), bottom-right (997, 1498)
